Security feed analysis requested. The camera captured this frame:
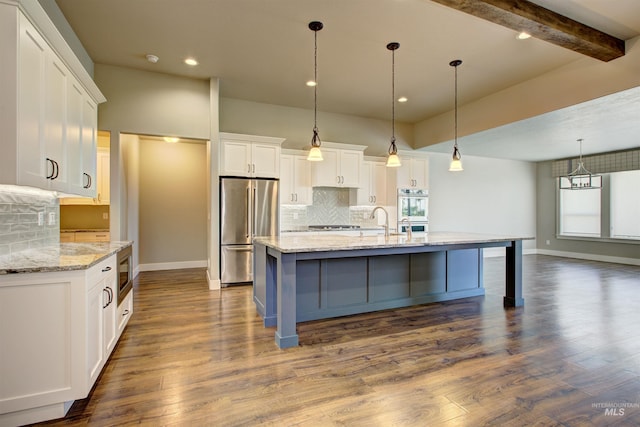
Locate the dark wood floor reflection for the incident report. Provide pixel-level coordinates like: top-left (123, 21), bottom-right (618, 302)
top-left (33, 255), bottom-right (640, 426)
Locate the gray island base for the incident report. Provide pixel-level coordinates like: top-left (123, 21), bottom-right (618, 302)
top-left (253, 232), bottom-right (530, 349)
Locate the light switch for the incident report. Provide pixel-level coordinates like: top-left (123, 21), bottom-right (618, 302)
top-left (37, 212), bottom-right (44, 226)
top-left (48, 212), bottom-right (56, 225)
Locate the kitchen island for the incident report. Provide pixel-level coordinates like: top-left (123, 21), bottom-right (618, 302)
top-left (253, 232), bottom-right (530, 349)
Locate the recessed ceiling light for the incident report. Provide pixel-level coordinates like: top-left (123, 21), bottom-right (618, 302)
top-left (306, 80), bottom-right (317, 87)
top-left (517, 31), bottom-right (531, 40)
top-left (398, 97), bottom-right (408, 103)
top-left (146, 54), bottom-right (159, 63)
top-left (184, 58), bottom-right (198, 66)
top-left (163, 137), bottom-right (179, 143)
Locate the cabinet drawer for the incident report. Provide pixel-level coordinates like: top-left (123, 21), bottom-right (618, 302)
top-left (117, 291), bottom-right (134, 336)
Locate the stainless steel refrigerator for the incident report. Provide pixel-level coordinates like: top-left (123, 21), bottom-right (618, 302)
top-left (220, 177), bottom-right (278, 285)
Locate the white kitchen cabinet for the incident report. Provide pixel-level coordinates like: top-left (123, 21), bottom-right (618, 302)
top-left (280, 153), bottom-right (312, 205)
top-left (390, 153), bottom-right (429, 189)
top-left (311, 143), bottom-right (365, 188)
top-left (0, 3), bottom-right (105, 195)
top-left (357, 160), bottom-right (387, 205)
top-left (0, 253), bottom-right (127, 426)
top-left (60, 147), bottom-right (109, 205)
top-left (219, 133), bottom-right (285, 178)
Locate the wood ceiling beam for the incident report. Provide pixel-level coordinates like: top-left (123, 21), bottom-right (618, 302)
top-left (430, 0), bottom-right (625, 62)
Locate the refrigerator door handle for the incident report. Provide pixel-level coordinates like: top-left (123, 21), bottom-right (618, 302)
top-left (252, 186), bottom-right (257, 237)
top-left (246, 187), bottom-right (251, 238)
top-left (225, 246), bottom-right (253, 252)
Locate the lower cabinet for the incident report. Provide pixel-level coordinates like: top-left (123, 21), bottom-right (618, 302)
top-left (0, 254), bottom-right (133, 426)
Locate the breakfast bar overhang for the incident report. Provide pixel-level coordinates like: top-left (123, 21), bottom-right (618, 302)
top-left (253, 232), bottom-right (530, 349)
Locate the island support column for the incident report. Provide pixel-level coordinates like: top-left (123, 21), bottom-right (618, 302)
top-left (275, 251), bottom-right (299, 348)
top-left (504, 240), bottom-right (524, 307)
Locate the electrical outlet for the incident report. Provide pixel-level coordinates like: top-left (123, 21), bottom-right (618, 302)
top-left (37, 212), bottom-right (44, 226)
top-left (48, 212), bottom-right (56, 226)
top-left (293, 212), bottom-right (299, 220)
top-left (103, 212), bottom-right (109, 220)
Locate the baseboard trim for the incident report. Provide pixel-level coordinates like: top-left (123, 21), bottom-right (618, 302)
top-left (138, 260), bottom-right (208, 272)
top-left (207, 270), bottom-right (221, 290)
top-left (535, 249), bottom-right (640, 266)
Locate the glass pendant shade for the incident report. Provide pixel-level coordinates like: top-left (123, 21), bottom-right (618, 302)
top-left (386, 152), bottom-right (401, 167)
top-left (449, 145), bottom-right (463, 171)
top-left (307, 146), bottom-right (323, 161)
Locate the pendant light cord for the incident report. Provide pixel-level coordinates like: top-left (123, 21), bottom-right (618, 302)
top-left (312, 27), bottom-right (320, 146)
top-left (391, 47), bottom-right (396, 147)
top-left (454, 63), bottom-right (458, 150)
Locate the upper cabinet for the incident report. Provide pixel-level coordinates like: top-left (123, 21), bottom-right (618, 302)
top-left (219, 133), bottom-right (284, 178)
top-left (0, 2), bottom-right (105, 195)
top-left (389, 152), bottom-right (429, 189)
top-left (357, 159), bottom-right (387, 206)
top-left (311, 143), bottom-right (365, 188)
top-left (60, 147), bottom-right (109, 205)
top-left (280, 152), bottom-right (312, 205)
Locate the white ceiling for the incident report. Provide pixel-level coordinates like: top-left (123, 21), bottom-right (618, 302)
top-left (54, 0), bottom-right (640, 162)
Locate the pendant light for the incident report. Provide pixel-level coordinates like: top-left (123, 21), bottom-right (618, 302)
top-left (386, 42), bottom-right (401, 168)
top-left (449, 59), bottom-right (463, 172)
top-left (307, 21), bottom-right (324, 161)
top-left (559, 139), bottom-right (602, 189)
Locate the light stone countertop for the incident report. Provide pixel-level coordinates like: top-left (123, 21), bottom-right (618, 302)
top-left (254, 232), bottom-right (533, 253)
top-left (0, 241), bottom-right (132, 275)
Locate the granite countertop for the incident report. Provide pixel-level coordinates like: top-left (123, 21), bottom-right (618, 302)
top-left (60, 229), bottom-right (110, 233)
top-left (254, 232), bottom-right (533, 253)
top-left (0, 241), bottom-right (132, 275)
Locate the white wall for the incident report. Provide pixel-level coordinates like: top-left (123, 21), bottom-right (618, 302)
top-left (428, 152), bottom-right (537, 252)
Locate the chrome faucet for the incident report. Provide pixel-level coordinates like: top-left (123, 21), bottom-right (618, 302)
top-left (401, 217), bottom-right (412, 240)
top-left (370, 206), bottom-right (390, 238)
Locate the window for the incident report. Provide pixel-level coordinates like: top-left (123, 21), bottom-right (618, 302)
top-left (610, 170), bottom-right (640, 239)
top-left (559, 187), bottom-right (601, 237)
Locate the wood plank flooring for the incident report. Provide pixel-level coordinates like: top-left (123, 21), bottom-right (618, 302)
top-left (33, 255), bottom-right (640, 426)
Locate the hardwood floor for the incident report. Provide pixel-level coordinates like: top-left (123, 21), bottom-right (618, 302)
top-left (33, 255), bottom-right (640, 426)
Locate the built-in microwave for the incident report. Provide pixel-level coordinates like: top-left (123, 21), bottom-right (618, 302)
top-left (117, 245), bottom-right (133, 306)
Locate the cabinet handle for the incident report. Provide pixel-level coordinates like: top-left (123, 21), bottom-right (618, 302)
top-left (46, 158), bottom-right (53, 179)
top-left (102, 266), bottom-right (112, 272)
top-left (252, 164), bottom-right (255, 173)
top-left (103, 288), bottom-right (110, 308)
top-left (122, 309), bottom-right (130, 317)
top-left (373, 196), bottom-right (376, 203)
top-left (83, 173), bottom-right (92, 189)
top-left (248, 164), bottom-right (251, 173)
top-left (336, 176), bottom-right (340, 184)
top-left (51, 160), bottom-right (59, 180)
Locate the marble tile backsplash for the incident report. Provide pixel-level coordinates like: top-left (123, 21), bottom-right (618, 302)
top-left (0, 185), bottom-right (59, 256)
top-left (281, 187), bottom-right (382, 231)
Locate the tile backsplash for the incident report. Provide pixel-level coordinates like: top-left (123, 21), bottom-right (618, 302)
top-left (0, 185), bottom-right (59, 256)
top-left (281, 187), bottom-right (385, 231)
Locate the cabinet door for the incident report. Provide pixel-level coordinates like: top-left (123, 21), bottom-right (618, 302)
top-left (96, 148), bottom-right (109, 204)
top-left (44, 53), bottom-right (69, 192)
top-left (66, 81), bottom-right (84, 195)
top-left (340, 150), bottom-right (362, 187)
top-left (395, 160), bottom-right (413, 188)
top-left (81, 97), bottom-right (98, 197)
top-left (311, 148), bottom-right (339, 187)
top-left (220, 140), bottom-right (252, 176)
top-left (279, 155), bottom-right (294, 204)
top-left (411, 157), bottom-right (429, 189)
top-left (252, 143), bottom-right (280, 178)
top-left (371, 161), bottom-right (387, 205)
top-left (103, 273), bottom-right (117, 356)
top-left (86, 282), bottom-right (104, 386)
top-left (17, 14), bottom-right (48, 189)
top-left (357, 162), bottom-right (372, 205)
top-left (293, 156), bottom-right (312, 204)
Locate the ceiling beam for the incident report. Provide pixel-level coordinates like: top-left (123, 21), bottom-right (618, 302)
top-left (430, 0), bottom-right (625, 62)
